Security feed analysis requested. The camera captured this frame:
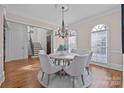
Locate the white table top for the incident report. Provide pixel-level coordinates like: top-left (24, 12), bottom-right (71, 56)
top-left (49, 53), bottom-right (79, 60)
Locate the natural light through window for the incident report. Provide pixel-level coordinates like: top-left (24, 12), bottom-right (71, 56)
top-left (53, 31), bottom-right (77, 52)
top-left (91, 24), bottom-right (107, 63)
top-left (68, 31), bottom-right (77, 51)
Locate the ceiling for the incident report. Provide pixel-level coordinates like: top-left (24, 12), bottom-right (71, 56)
top-left (3, 4), bottom-right (120, 25)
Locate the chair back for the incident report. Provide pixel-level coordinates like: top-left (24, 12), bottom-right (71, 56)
top-left (71, 49), bottom-right (90, 55)
top-left (71, 49), bottom-right (77, 53)
top-left (64, 55), bottom-right (89, 76)
top-left (39, 53), bottom-right (53, 73)
top-left (39, 50), bottom-right (46, 54)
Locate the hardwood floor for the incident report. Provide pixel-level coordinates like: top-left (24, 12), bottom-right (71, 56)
top-left (1, 58), bottom-right (44, 88)
top-left (89, 64), bottom-right (122, 88)
top-left (1, 58), bottom-right (122, 88)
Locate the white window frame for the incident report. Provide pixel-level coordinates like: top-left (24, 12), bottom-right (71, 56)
top-left (91, 24), bottom-right (108, 63)
top-left (68, 31), bottom-right (77, 52)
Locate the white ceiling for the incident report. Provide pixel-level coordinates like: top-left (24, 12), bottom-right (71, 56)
top-left (3, 4), bottom-right (120, 25)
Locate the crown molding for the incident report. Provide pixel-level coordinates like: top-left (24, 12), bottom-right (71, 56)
top-left (69, 5), bottom-right (121, 26)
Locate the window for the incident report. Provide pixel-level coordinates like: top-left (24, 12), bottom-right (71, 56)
top-left (68, 31), bottom-right (77, 51)
top-left (53, 31), bottom-right (77, 52)
top-left (53, 35), bottom-right (65, 52)
top-left (91, 24), bottom-right (107, 63)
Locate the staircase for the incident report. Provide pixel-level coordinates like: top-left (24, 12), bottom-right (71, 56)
top-left (28, 34), bottom-right (42, 58)
top-left (32, 42), bottom-right (42, 57)
top-left (33, 42), bottom-right (42, 57)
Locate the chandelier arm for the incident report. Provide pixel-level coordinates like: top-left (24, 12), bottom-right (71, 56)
top-left (55, 5), bottom-right (71, 39)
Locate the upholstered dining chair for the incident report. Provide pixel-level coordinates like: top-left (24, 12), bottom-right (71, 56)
top-left (71, 49), bottom-right (93, 75)
top-left (39, 50), bottom-right (46, 54)
top-left (64, 55), bottom-right (89, 88)
top-left (71, 49), bottom-right (90, 55)
top-left (71, 49), bottom-right (77, 54)
top-left (39, 52), bottom-right (62, 85)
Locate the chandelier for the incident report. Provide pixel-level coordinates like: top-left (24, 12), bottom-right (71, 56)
top-left (55, 5), bottom-right (70, 39)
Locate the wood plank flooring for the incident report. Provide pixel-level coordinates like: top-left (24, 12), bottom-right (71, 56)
top-left (1, 58), bottom-right (122, 88)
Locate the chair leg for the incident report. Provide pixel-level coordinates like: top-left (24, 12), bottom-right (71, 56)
top-left (47, 74), bottom-right (50, 85)
top-left (72, 77), bottom-right (75, 88)
top-left (81, 75), bottom-right (85, 85)
top-left (59, 70), bottom-right (62, 79)
top-left (58, 60), bottom-right (60, 65)
top-left (55, 59), bottom-right (57, 65)
top-left (86, 67), bottom-right (90, 75)
top-left (41, 72), bottom-right (45, 80)
top-left (68, 60), bottom-right (70, 66)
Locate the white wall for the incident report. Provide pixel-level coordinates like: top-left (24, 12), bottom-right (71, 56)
top-left (6, 12), bottom-right (57, 31)
top-left (0, 6), bottom-right (4, 86)
top-left (4, 10), bottom-right (56, 61)
top-left (5, 21), bottom-right (28, 62)
top-left (39, 30), bottom-right (47, 51)
top-left (5, 11), bottom-right (56, 57)
top-left (70, 7), bottom-right (123, 70)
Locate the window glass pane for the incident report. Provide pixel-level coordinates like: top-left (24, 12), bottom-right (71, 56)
top-left (54, 36), bottom-right (65, 52)
top-left (91, 24), bottom-right (107, 63)
top-left (68, 31), bottom-right (77, 51)
top-left (53, 31), bottom-right (77, 52)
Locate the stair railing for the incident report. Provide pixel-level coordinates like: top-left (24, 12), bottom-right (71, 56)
top-left (29, 35), bottom-right (34, 56)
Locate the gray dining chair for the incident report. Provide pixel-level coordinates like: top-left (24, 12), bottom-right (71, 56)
top-left (71, 49), bottom-right (93, 75)
top-left (71, 49), bottom-right (90, 55)
top-left (39, 50), bottom-right (46, 54)
top-left (64, 55), bottom-right (88, 88)
top-left (39, 51), bottom-right (62, 85)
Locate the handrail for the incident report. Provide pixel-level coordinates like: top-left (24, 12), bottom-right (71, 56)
top-left (29, 35), bottom-right (34, 56)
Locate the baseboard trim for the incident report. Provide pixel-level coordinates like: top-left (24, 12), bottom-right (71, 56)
top-left (5, 57), bottom-right (39, 63)
top-left (91, 61), bottom-right (123, 71)
top-left (5, 58), bottom-right (28, 63)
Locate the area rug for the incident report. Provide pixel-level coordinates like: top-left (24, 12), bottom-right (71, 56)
top-left (37, 69), bottom-right (93, 88)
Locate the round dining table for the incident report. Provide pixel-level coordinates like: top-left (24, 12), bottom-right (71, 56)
top-left (49, 52), bottom-right (79, 66)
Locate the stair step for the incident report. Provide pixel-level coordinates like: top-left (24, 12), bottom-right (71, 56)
top-left (34, 49), bottom-right (42, 51)
top-left (34, 47), bottom-right (42, 49)
top-left (30, 42), bottom-right (43, 57)
top-left (32, 53), bottom-right (38, 55)
top-left (34, 49), bottom-right (39, 51)
top-left (31, 56), bottom-right (38, 58)
top-left (33, 54), bottom-right (38, 56)
top-left (33, 45), bottom-right (41, 47)
top-left (34, 52), bottom-right (39, 54)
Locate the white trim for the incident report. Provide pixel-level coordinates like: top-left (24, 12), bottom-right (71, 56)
top-left (109, 50), bottom-right (122, 53)
top-left (70, 5), bottom-right (121, 26)
top-left (91, 24), bottom-right (108, 63)
top-left (0, 71), bottom-right (5, 86)
top-left (0, 5), bottom-right (5, 87)
top-left (92, 61), bottom-right (123, 71)
top-left (6, 12), bottom-right (58, 30)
